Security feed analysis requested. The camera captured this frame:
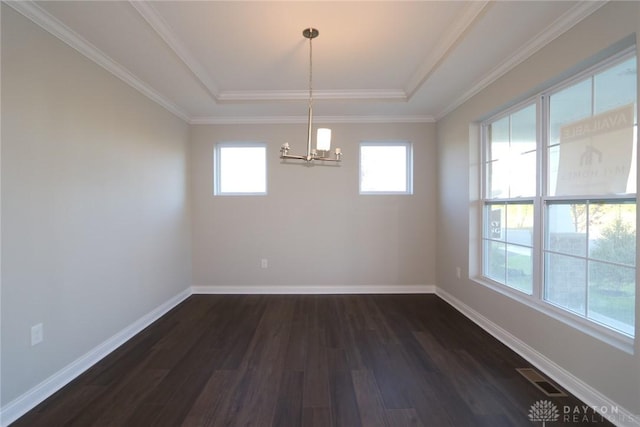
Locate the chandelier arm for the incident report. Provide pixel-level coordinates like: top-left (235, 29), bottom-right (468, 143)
top-left (280, 153), bottom-right (308, 161)
top-left (311, 156), bottom-right (340, 162)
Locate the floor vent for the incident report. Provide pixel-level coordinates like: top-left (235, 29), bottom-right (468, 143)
top-left (516, 368), bottom-right (567, 397)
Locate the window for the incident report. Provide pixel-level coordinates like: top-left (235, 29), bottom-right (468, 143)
top-left (481, 49), bottom-right (637, 342)
top-left (360, 142), bottom-right (413, 194)
top-left (214, 143), bottom-right (267, 195)
top-left (483, 103), bottom-right (537, 295)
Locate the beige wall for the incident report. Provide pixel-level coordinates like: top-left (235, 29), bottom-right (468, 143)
top-left (191, 122), bottom-right (437, 290)
top-left (1, 6), bottom-right (192, 405)
top-left (436, 1), bottom-right (640, 414)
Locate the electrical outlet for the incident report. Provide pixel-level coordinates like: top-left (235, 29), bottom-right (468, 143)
top-left (456, 267), bottom-right (461, 279)
top-left (31, 323), bottom-right (43, 346)
top-left (261, 258), bottom-right (268, 269)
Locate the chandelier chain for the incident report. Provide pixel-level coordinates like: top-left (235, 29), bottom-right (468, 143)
top-left (308, 34), bottom-right (313, 107)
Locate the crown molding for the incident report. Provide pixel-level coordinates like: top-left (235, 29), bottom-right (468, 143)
top-left (129, 1), bottom-right (220, 102)
top-left (217, 89), bottom-right (408, 103)
top-left (405, 0), bottom-right (491, 99)
top-left (5, 0), bottom-right (190, 122)
top-left (189, 114), bottom-right (435, 125)
top-left (435, 0), bottom-right (609, 120)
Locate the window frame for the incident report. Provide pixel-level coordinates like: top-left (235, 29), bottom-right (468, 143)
top-left (359, 141), bottom-right (413, 195)
top-left (542, 198), bottom-right (636, 337)
top-left (213, 142), bottom-right (268, 196)
top-left (477, 47), bottom-right (637, 351)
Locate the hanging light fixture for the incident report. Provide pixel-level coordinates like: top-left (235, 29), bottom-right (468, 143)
top-left (280, 28), bottom-right (342, 163)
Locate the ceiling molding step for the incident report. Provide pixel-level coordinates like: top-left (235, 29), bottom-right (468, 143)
top-left (217, 89), bottom-right (408, 103)
top-left (404, 0), bottom-right (491, 99)
top-left (436, 0), bottom-right (609, 120)
top-left (128, 1), bottom-right (220, 102)
top-left (189, 115), bottom-right (435, 125)
top-left (6, 0), bottom-right (190, 122)
top-left (314, 115), bottom-right (435, 124)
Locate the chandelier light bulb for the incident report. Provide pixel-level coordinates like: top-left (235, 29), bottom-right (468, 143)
top-left (317, 128), bottom-right (331, 151)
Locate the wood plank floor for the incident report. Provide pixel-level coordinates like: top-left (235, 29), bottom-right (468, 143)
top-left (12, 294), bottom-right (614, 426)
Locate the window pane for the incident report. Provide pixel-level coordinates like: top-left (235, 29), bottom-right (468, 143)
top-left (588, 261), bottom-right (635, 335)
top-left (511, 105), bottom-right (537, 148)
top-left (485, 204), bottom-right (505, 240)
top-left (488, 116), bottom-right (509, 161)
top-left (360, 144), bottom-right (411, 193)
top-left (486, 105), bottom-right (536, 199)
top-left (510, 105), bottom-right (537, 198)
top-left (486, 240), bottom-right (506, 284)
top-left (552, 105), bottom-right (636, 196)
top-left (217, 145), bottom-right (266, 194)
top-left (506, 245), bottom-right (532, 294)
top-left (510, 151), bottom-right (536, 197)
top-left (545, 252), bottom-right (586, 315)
top-left (487, 160), bottom-right (509, 199)
top-left (594, 56), bottom-right (637, 114)
top-left (546, 200), bottom-right (636, 337)
top-left (587, 202), bottom-right (636, 336)
top-left (547, 203), bottom-right (587, 257)
top-left (588, 203), bottom-right (636, 266)
top-left (505, 204), bottom-right (533, 246)
top-left (549, 62), bottom-right (636, 197)
top-left (549, 78), bottom-right (592, 147)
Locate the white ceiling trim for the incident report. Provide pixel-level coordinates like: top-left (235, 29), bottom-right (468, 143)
top-left (129, 1), bottom-right (220, 103)
top-left (404, 0), bottom-right (491, 99)
top-left (435, 0), bottom-right (609, 120)
top-left (190, 115), bottom-right (435, 125)
top-left (6, 0), bottom-right (191, 122)
top-left (217, 89), bottom-right (408, 103)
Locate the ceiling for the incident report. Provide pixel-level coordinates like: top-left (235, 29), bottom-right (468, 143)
top-left (8, 1), bottom-right (607, 124)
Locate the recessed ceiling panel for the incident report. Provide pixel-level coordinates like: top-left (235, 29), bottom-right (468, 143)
top-left (152, 1), bottom-right (467, 92)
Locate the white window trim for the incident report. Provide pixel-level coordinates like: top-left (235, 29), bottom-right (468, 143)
top-left (359, 141), bottom-right (413, 195)
top-left (214, 142), bottom-right (268, 196)
top-left (474, 47), bottom-right (637, 353)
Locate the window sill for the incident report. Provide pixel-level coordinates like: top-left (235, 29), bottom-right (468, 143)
top-left (471, 276), bottom-right (635, 354)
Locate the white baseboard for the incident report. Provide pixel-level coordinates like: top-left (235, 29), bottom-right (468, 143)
top-left (435, 287), bottom-right (639, 427)
top-left (191, 284), bottom-right (436, 295)
top-left (0, 288), bottom-right (191, 427)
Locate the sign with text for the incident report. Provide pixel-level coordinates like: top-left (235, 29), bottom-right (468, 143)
top-left (555, 103), bottom-right (635, 196)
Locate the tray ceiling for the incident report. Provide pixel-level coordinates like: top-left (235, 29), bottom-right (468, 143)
top-left (7, 1), bottom-right (606, 123)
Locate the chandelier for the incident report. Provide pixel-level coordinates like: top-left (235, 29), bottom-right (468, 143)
top-left (280, 28), bottom-right (342, 163)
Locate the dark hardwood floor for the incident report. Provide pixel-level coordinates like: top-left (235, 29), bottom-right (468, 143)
top-left (12, 294), bottom-right (614, 426)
